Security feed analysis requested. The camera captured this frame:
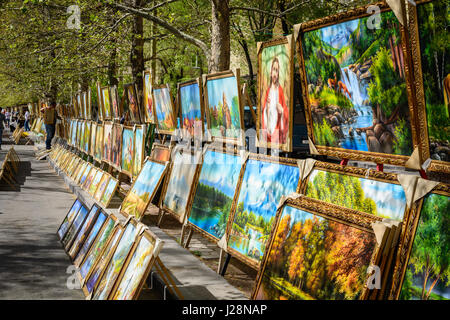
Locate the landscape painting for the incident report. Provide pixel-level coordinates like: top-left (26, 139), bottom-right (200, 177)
top-left (179, 80), bottom-right (203, 139)
top-left (254, 205), bottom-right (376, 300)
top-left (71, 120), bottom-right (77, 147)
top-left (132, 126), bottom-right (144, 177)
top-left (151, 145), bottom-right (170, 162)
top-left (103, 122), bottom-right (113, 163)
top-left (143, 71), bottom-right (154, 123)
top-left (205, 72), bottom-right (243, 142)
top-left (79, 165), bottom-right (92, 186)
top-left (79, 121), bottom-right (85, 151)
top-left (68, 205), bottom-right (100, 259)
top-left (153, 85), bottom-right (176, 134)
top-left (121, 160), bottom-right (166, 220)
top-left (74, 162), bottom-right (88, 184)
top-left (90, 123), bottom-right (97, 156)
top-left (83, 121), bottom-right (91, 154)
top-left (112, 124), bottom-right (122, 169)
top-left (94, 124), bottom-right (103, 162)
top-left (82, 168), bottom-right (97, 191)
top-left (121, 127), bottom-right (134, 175)
top-left (94, 174), bottom-right (110, 202)
top-left (102, 87), bottom-right (112, 120)
top-left (399, 193), bottom-right (449, 300)
top-left (300, 10), bottom-right (413, 157)
top-left (88, 171), bottom-right (103, 196)
top-left (62, 205), bottom-right (89, 250)
top-left (58, 199), bottom-right (83, 240)
top-left (228, 159), bottom-right (299, 264)
top-left (188, 150), bottom-right (242, 240)
top-left (101, 178), bottom-right (119, 207)
top-left (305, 169), bottom-right (407, 221)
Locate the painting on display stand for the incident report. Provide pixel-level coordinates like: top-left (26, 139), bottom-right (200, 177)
top-left (82, 167), bottom-right (98, 191)
top-left (204, 70), bottom-right (245, 146)
top-left (132, 125), bottom-right (145, 177)
top-left (257, 35), bottom-right (294, 152)
top-left (178, 78), bottom-right (204, 141)
top-left (153, 84), bottom-right (177, 135)
top-left (100, 177), bottom-right (119, 208)
top-left (111, 123), bottom-right (123, 171)
top-left (150, 143), bottom-right (170, 162)
top-left (76, 121), bottom-right (82, 150)
top-left (83, 121), bottom-right (91, 154)
top-left (74, 162), bottom-right (88, 185)
top-left (82, 91), bottom-right (90, 120)
top-left (94, 124), bottom-right (104, 163)
top-left (77, 93), bottom-right (84, 119)
top-left (101, 86), bottom-right (112, 120)
top-left (143, 70), bottom-right (155, 123)
top-left (61, 203), bottom-right (90, 251)
top-left (90, 122), bottom-right (97, 157)
top-left (252, 197), bottom-right (382, 300)
top-left (187, 148), bottom-right (244, 242)
top-left (94, 173), bottom-right (111, 202)
top-left (120, 157), bottom-right (167, 221)
top-left (57, 199), bottom-right (84, 240)
top-left (227, 154), bottom-right (300, 268)
top-left (296, 3), bottom-right (420, 166)
top-left (408, 0), bottom-right (450, 173)
top-left (110, 85), bottom-right (122, 120)
top-left (96, 82), bottom-right (104, 121)
top-left (121, 126), bottom-right (135, 177)
top-left (124, 84), bottom-right (141, 124)
top-left (103, 122), bottom-right (113, 164)
top-left (79, 164), bottom-right (93, 187)
top-left (88, 170), bottom-right (104, 197)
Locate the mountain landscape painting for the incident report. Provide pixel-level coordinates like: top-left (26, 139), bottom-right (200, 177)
top-left (301, 10), bottom-right (413, 156)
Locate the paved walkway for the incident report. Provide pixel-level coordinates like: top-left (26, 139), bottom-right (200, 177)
top-left (0, 134), bottom-right (84, 299)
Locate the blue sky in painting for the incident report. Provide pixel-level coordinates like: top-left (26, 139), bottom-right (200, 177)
top-left (180, 83), bottom-right (202, 121)
top-left (206, 76), bottom-right (241, 127)
top-left (153, 87), bottom-right (173, 123)
top-left (320, 19), bottom-right (359, 49)
top-left (282, 206), bottom-right (324, 236)
top-left (237, 160), bottom-right (299, 222)
top-left (131, 161), bottom-right (165, 197)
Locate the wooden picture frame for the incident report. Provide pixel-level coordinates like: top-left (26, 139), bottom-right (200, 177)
top-left (121, 125), bottom-right (135, 177)
top-left (178, 78), bottom-right (205, 142)
top-left (110, 85), bottom-right (122, 120)
top-left (203, 69), bottom-right (245, 146)
top-left (132, 124), bottom-right (146, 177)
top-left (100, 175), bottom-right (119, 208)
top-left (94, 123), bottom-right (104, 163)
top-left (61, 203), bottom-right (90, 252)
top-left (57, 198), bottom-right (85, 241)
top-left (150, 143), bottom-right (171, 162)
top-left (111, 123), bottom-right (123, 171)
top-left (96, 82), bottom-right (104, 121)
top-left (90, 122), bottom-right (97, 157)
top-left (101, 86), bottom-right (112, 121)
top-left (103, 121), bottom-right (114, 164)
top-left (152, 83), bottom-right (177, 135)
top-left (143, 70), bottom-right (155, 123)
top-left (82, 167), bottom-right (98, 191)
top-left (295, 1), bottom-right (420, 166)
top-left (257, 35), bottom-right (295, 152)
top-left (94, 173), bottom-right (111, 202)
top-left (124, 83), bottom-right (141, 124)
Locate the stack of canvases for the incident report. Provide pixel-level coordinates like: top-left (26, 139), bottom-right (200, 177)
top-left (57, 198), bottom-right (164, 300)
top-left (49, 145), bottom-right (120, 208)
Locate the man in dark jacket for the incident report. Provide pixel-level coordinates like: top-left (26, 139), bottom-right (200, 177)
top-left (42, 102), bottom-right (58, 150)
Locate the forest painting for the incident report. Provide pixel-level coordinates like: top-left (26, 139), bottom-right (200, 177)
top-left (399, 193), bottom-right (449, 300)
top-left (255, 205), bottom-right (376, 300)
top-left (121, 127), bottom-right (134, 175)
top-left (189, 151), bottom-right (242, 240)
top-left (180, 81), bottom-right (203, 138)
top-left (301, 10), bottom-right (413, 156)
top-left (228, 160), bottom-right (299, 264)
top-left (417, 1), bottom-right (450, 163)
top-left (306, 169), bottom-right (407, 221)
top-left (206, 75), bottom-right (242, 140)
top-left (121, 160), bottom-right (166, 220)
top-left (153, 86), bottom-right (176, 133)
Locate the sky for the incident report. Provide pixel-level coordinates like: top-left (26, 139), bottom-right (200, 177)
top-left (320, 19), bottom-right (359, 49)
top-left (131, 161), bottom-right (165, 197)
top-left (180, 83), bottom-right (202, 120)
top-left (282, 206), bottom-right (324, 233)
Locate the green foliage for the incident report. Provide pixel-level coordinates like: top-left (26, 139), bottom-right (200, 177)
top-left (318, 87), bottom-right (352, 110)
top-left (393, 118), bottom-right (413, 156)
top-left (426, 103), bottom-right (450, 142)
top-left (313, 119), bottom-right (337, 147)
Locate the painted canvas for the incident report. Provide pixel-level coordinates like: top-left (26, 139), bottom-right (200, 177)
top-left (103, 122), bottom-right (113, 163)
top-left (94, 174), bottom-right (110, 202)
top-left (88, 170), bottom-right (103, 196)
top-left (121, 159), bottom-right (166, 220)
top-left (300, 10), bottom-right (413, 157)
top-left (71, 120), bottom-right (77, 147)
top-left (112, 124), bottom-right (122, 170)
top-left (102, 87), bottom-right (112, 120)
top-left (101, 178), bottom-right (119, 208)
top-left (62, 204), bottom-right (89, 250)
top-left (94, 124), bottom-right (103, 162)
top-left (90, 122), bottom-right (97, 156)
top-left (153, 85), bottom-right (176, 134)
top-left (58, 199), bottom-right (83, 240)
top-left (121, 127), bottom-right (134, 175)
top-left (110, 234), bottom-right (156, 300)
top-left (83, 121), bottom-right (91, 154)
top-left (79, 121), bottom-right (85, 151)
top-left (74, 162), bottom-right (88, 184)
top-left (92, 222), bottom-right (137, 300)
top-left (205, 72), bottom-right (243, 142)
top-left (68, 205), bottom-right (101, 259)
top-left (132, 126), bottom-right (144, 177)
top-left (79, 165), bottom-right (92, 186)
top-left (228, 159), bottom-right (300, 264)
top-left (125, 84), bottom-right (141, 123)
top-left (305, 169), bottom-right (407, 221)
top-left (151, 145), bottom-right (170, 162)
top-left (179, 80), bottom-right (203, 139)
top-left (143, 71), bottom-right (154, 123)
top-left (82, 167), bottom-right (97, 191)
top-left (399, 193), bottom-right (449, 300)
top-left (188, 150), bottom-right (242, 240)
top-left (258, 37), bottom-right (293, 151)
top-left (254, 205), bottom-right (376, 300)
top-left (110, 86), bottom-right (120, 119)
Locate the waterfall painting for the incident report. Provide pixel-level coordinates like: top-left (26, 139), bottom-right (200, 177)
top-left (298, 5), bottom-right (416, 164)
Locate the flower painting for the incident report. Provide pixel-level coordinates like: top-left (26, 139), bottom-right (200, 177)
top-left (121, 127), bottom-right (134, 175)
top-left (153, 85), bottom-right (176, 134)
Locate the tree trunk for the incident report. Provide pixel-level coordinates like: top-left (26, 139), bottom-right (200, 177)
top-left (209, 0), bottom-right (230, 72)
top-left (131, 0), bottom-right (145, 94)
top-left (425, 271), bottom-right (441, 300)
top-left (108, 45), bottom-right (119, 87)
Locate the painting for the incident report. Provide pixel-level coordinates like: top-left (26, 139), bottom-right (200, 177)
top-left (297, 4), bottom-right (417, 165)
top-left (82, 167), bottom-right (97, 191)
top-left (188, 149), bottom-right (243, 241)
top-left (178, 79), bottom-right (204, 140)
top-left (61, 204), bottom-right (89, 251)
top-left (151, 144), bottom-right (170, 162)
top-left (227, 156), bottom-right (300, 267)
top-left (68, 205), bottom-right (101, 259)
top-left (74, 162), bottom-right (88, 185)
top-left (103, 122), bottom-right (113, 163)
top-left (88, 170), bottom-right (104, 196)
top-left (73, 211), bottom-right (109, 267)
top-left (162, 149), bottom-right (200, 223)
top-left (112, 123), bottom-right (122, 170)
top-left (94, 124), bottom-right (103, 162)
top-left (110, 85), bottom-right (121, 120)
top-left (143, 70), bottom-right (154, 123)
top-left (77, 93), bottom-right (84, 119)
top-left (121, 126), bottom-right (134, 176)
top-left (410, 0), bottom-right (450, 172)
top-left (92, 221), bottom-right (138, 300)
top-left (90, 122), bottom-right (97, 157)
top-left (253, 198), bottom-right (378, 300)
top-left (79, 164), bottom-right (92, 186)
top-left (94, 174), bottom-right (110, 202)
top-left (101, 87), bottom-right (112, 120)
top-left (84, 225), bottom-right (124, 295)
top-left (71, 120), bottom-right (77, 147)
top-left (153, 84), bottom-right (177, 134)
top-left (257, 36), bottom-right (294, 152)
top-left (121, 158), bottom-right (167, 220)
top-left (79, 121), bottom-right (85, 151)
top-left (124, 84), bottom-right (141, 123)
top-left (82, 91), bottom-right (90, 120)
top-left (110, 232), bottom-right (158, 300)
top-left (86, 90), bottom-right (92, 120)
top-left (132, 125), bottom-right (145, 177)
top-left (83, 121), bottom-right (91, 154)
top-left (57, 199), bottom-right (83, 240)
top-left (96, 82), bottom-right (104, 121)
top-left (100, 177), bottom-right (119, 208)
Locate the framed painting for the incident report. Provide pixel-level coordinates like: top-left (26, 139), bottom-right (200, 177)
top-left (90, 122), bottom-right (97, 157)
top-left (100, 176), bottom-right (119, 208)
top-left (82, 91), bottom-right (89, 120)
top-left (101, 86), bottom-right (112, 120)
top-left (252, 196), bottom-right (383, 300)
top-left (124, 83), bottom-right (141, 124)
top-left (187, 148), bottom-right (244, 242)
top-left (296, 2), bottom-right (419, 166)
top-left (86, 90), bottom-right (92, 120)
top-left (110, 85), bottom-right (121, 120)
top-left (94, 173), bottom-right (111, 202)
top-left (83, 223), bottom-right (124, 296)
top-left (178, 78), bottom-right (205, 141)
top-left (79, 121), bottom-right (86, 152)
top-left (120, 157), bottom-right (167, 221)
top-left (82, 167), bottom-right (98, 191)
top-left (61, 203), bottom-right (90, 251)
top-left (121, 126), bottom-right (135, 176)
top-left (257, 35), bottom-right (294, 152)
top-left (76, 120), bottom-right (82, 150)
top-left (408, 0), bottom-right (450, 173)
top-left (132, 125), bottom-right (145, 177)
top-left (70, 159), bottom-right (84, 181)
top-left (74, 162), bottom-right (88, 185)
top-left (88, 170), bottom-right (104, 196)
top-left (389, 183), bottom-right (449, 300)
top-left (96, 82), bottom-right (104, 121)
top-left (77, 93), bottom-right (84, 119)
top-left (111, 123), bottom-right (123, 171)
top-left (153, 84), bottom-right (177, 135)
top-left (79, 164), bottom-right (93, 187)
top-left (227, 154), bottom-right (301, 268)
top-left (143, 70), bottom-right (155, 123)
top-left (160, 148), bottom-right (201, 224)
top-left (67, 204), bottom-right (101, 260)
top-left (150, 143), bottom-right (170, 162)
top-left (83, 121), bottom-right (91, 154)
top-left (57, 199), bottom-right (84, 240)
top-left (109, 230), bottom-right (161, 300)
top-left (70, 120), bottom-right (77, 147)
top-left (103, 122), bottom-right (113, 164)
top-left (94, 124), bottom-right (104, 163)
top-left (91, 220), bottom-right (138, 300)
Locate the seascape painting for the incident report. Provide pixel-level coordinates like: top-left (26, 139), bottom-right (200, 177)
top-left (68, 205), bottom-right (100, 259)
top-left (228, 160), bottom-right (299, 264)
top-left (153, 86), bottom-right (176, 133)
top-left (179, 81), bottom-right (203, 138)
top-left (188, 150), bottom-right (242, 240)
top-left (306, 169), bottom-right (407, 221)
top-left (121, 127), bottom-right (134, 175)
top-left (255, 205), bottom-right (376, 300)
top-left (302, 11), bottom-right (413, 156)
top-left (58, 200), bottom-right (83, 240)
top-left (143, 71), bottom-right (154, 123)
top-left (101, 178), bottom-right (119, 207)
top-left (121, 160), bottom-right (166, 220)
top-left (132, 126), bottom-right (144, 177)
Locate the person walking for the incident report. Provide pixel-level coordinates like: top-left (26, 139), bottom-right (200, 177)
top-left (24, 110), bottom-right (30, 131)
top-left (0, 109), bottom-right (7, 150)
top-left (42, 102), bottom-right (58, 150)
